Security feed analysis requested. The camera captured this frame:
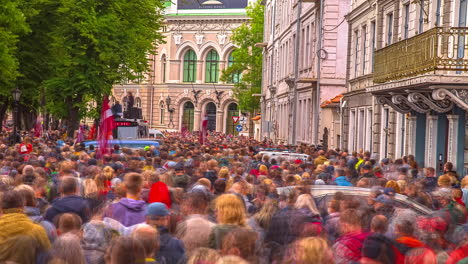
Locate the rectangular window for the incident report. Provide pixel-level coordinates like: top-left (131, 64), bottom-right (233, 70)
top-left (354, 30), bottom-right (359, 78)
top-left (306, 25), bottom-right (310, 69)
top-left (403, 4), bottom-right (410, 39)
top-left (387, 13), bottom-right (393, 45)
top-left (366, 109), bottom-right (373, 153)
top-left (419, 0), bottom-right (424, 33)
top-left (301, 28), bottom-right (305, 70)
top-left (435, 0), bottom-right (442, 26)
top-left (358, 109), bottom-right (365, 150)
top-left (371, 21), bottom-right (376, 72)
top-left (362, 25), bottom-right (367, 75)
top-left (349, 110), bottom-right (356, 151)
top-left (160, 108), bottom-right (165, 125)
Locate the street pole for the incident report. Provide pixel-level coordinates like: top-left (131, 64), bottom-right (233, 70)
top-left (313, 0), bottom-right (324, 146)
top-left (13, 101), bottom-right (17, 144)
top-left (290, 0), bottom-right (302, 146)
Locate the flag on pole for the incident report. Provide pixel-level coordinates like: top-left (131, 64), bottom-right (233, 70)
top-left (181, 124), bottom-right (189, 139)
top-left (34, 116), bottom-right (43, 138)
top-left (199, 115), bottom-right (208, 145)
top-left (97, 97), bottom-right (115, 157)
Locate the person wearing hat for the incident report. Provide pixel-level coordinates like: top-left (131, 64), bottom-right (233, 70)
top-left (146, 203), bottom-right (186, 264)
top-left (372, 195), bottom-right (395, 219)
top-left (173, 162), bottom-right (190, 190)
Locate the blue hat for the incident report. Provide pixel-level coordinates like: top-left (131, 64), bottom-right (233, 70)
top-left (146, 202), bottom-right (169, 217)
top-left (383, 187), bottom-right (396, 197)
top-left (373, 194), bottom-right (393, 204)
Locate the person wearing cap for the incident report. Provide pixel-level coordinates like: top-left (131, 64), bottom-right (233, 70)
top-left (146, 202), bottom-right (186, 264)
top-left (373, 194), bottom-right (395, 219)
top-left (173, 162), bottom-right (190, 190)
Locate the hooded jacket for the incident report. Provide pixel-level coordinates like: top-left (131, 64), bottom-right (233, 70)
top-left (333, 231), bottom-right (370, 264)
top-left (0, 209), bottom-right (51, 263)
top-left (148, 182), bottom-right (172, 208)
top-left (334, 176), bottom-right (353, 186)
top-left (157, 226), bottom-right (186, 264)
top-left (44, 195), bottom-right (90, 223)
top-left (24, 206), bottom-right (57, 242)
top-left (105, 198), bottom-right (146, 227)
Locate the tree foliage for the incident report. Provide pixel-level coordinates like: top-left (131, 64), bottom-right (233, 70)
top-left (44, 0), bottom-right (165, 135)
top-left (221, 0), bottom-right (264, 113)
top-left (0, 0), bottom-right (29, 92)
top-left (0, 0), bottom-right (165, 134)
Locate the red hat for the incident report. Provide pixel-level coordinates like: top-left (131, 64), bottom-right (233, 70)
top-left (294, 159), bottom-right (302, 164)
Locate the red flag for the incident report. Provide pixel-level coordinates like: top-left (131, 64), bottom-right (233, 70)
top-left (199, 115), bottom-right (208, 145)
top-left (97, 97), bottom-right (115, 157)
top-left (34, 117), bottom-right (43, 138)
top-left (88, 124), bottom-right (96, 140)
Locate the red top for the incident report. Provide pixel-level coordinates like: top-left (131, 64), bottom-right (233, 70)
top-left (18, 143), bottom-right (33, 155)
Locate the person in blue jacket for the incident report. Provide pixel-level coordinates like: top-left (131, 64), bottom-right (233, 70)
top-left (333, 168), bottom-right (353, 186)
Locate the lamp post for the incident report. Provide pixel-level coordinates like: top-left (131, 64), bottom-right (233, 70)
top-left (165, 95), bottom-right (175, 128)
top-left (12, 87), bottom-right (21, 144)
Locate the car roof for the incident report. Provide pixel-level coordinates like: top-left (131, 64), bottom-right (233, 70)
top-left (276, 185), bottom-right (433, 215)
top-left (84, 140), bottom-right (160, 146)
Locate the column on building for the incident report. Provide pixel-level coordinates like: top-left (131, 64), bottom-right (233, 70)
top-left (216, 109), bottom-right (224, 132)
top-left (425, 115), bottom-right (438, 169)
top-left (407, 115), bottom-right (417, 156)
top-left (196, 61), bottom-right (203, 83)
top-left (193, 109), bottom-right (201, 131)
top-left (446, 114), bottom-right (459, 169)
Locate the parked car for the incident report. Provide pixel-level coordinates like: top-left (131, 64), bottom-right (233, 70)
top-left (276, 185), bottom-right (433, 216)
top-left (258, 151), bottom-right (310, 162)
top-left (83, 139), bottom-right (160, 150)
top-left (148, 129), bottom-right (165, 139)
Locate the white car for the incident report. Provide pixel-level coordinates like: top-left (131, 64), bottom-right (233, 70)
top-left (148, 129), bottom-right (165, 138)
top-left (258, 151), bottom-right (309, 162)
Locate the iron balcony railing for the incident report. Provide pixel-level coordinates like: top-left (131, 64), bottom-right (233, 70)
top-left (374, 27), bottom-right (468, 84)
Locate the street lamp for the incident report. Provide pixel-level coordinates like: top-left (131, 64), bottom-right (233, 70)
top-left (12, 87), bottom-right (21, 144)
top-left (165, 95), bottom-right (175, 128)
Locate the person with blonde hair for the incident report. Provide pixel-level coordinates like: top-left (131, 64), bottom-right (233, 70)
top-left (284, 237), bottom-right (334, 264)
top-left (187, 248), bottom-right (220, 264)
top-left (294, 194), bottom-right (320, 216)
top-left (209, 194), bottom-right (247, 249)
top-left (385, 180), bottom-right (401, 194)
top-left (461, 175), bottom-right (468, 206)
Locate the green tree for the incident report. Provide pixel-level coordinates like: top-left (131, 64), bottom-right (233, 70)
top-left (44, 0), bottom-right (165, 136)
top-left (0, 0), bottom-right (30, 126)
top-left (221, 0), bottom-right (264, 113)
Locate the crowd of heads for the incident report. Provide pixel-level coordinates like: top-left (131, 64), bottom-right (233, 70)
top-left (0, 131), bottom-right (467, 264)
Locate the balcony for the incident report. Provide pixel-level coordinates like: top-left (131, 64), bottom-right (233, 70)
top-left (374, 27), bottom-right (468, 84)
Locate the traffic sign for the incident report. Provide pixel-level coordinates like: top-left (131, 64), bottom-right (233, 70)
top-left (235, 124), bottom-right (243, 132)
top-left (232, 116), bottom-right (239, 123)
top-left (239, 116), bottom-right (247, 124)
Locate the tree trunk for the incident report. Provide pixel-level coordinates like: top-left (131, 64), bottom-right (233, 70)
top-left (66, 95), bottom-right (82, 138)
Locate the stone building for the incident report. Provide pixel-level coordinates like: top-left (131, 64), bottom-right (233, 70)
top-left (343, 0), bottom-right (468, 175)
top-left (113, 0), bottom-right (255, 135)
top-left (260, 0), bottom-right (349, 148)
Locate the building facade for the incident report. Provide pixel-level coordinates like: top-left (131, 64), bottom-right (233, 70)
top-left (261, 0), bottom-right (349, 147)
top-left (112, 0), bottom-right (255, 135)
top-left (344, 0), bottom-right (468, 175)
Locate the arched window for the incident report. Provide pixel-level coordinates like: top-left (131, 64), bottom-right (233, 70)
top-left (205, 50), bottom-right (219, 83)
top-left (206, 102), bottom-right (217, 132)
top-left (182, 101), bottom-right (195, 131)
top-left (135, 97), bottom-right (142, 108)
top-left (183, 50), bottom-right (197, 82)
top-left (228, 52), bottom-right (241, 83)
top-left (159, 101), bottom-right (165, 125)
top-left (161, 54), bottom-right (167, 83)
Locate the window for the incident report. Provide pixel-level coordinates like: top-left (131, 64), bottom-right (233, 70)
top-left (403, 4), bottom-right (410, 39)
top-left (418, 0), bottom-right (424, 33)
top-left (205, 50), bottom-right (219, 83)
top-left (182, 101), bottom-right (195, 131)
top-left (371, 21), bottom-right (376, 72)
top-left (459, 0), bottom-right (467, 27)
top-left (183, 49), bottom-right (197, 82)
top-left (226, 103), bottom-right (239, 135)
top-left (362, 25), bottom-right (367, 75)
top-left (349, 110), bottom-right (356, 151)
top-left (228, 52), bottom-right (241, 83)
top-left (354, 30), bottom-right (359, 77)
top-left (161, 54), bottom-right (167, 83)
top-left (305, 25), bottom-right (310, 69)
top-left (159, 102), bottom-right (165, 125)
top-left (435, 0), bottom-right (442, 26)
top-left (387, 13), bottom-right (393, 45)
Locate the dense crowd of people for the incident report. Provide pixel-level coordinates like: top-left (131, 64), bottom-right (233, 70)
top-left (0, 130), bottom-right (467, 264)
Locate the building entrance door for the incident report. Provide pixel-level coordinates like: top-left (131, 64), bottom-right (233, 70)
top-left (206, 102), bottom-right (216, 131)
